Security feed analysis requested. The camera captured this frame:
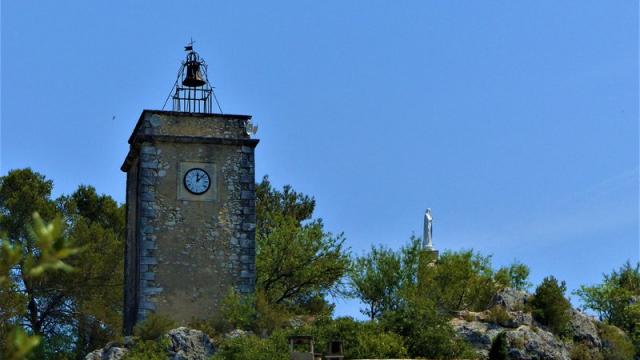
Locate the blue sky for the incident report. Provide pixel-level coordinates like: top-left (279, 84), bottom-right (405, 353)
top-left (2, 1), bottom-right (638, 318)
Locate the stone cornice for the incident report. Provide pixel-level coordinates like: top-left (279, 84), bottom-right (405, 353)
top-left (121, 135), bottom-right (259, 172)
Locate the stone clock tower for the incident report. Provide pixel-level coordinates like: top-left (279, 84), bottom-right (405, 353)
top-left (121, 47), bottom-right (258, 334)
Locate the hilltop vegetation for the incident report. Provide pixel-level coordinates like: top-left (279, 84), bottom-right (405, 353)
top-left (0, 168), bottom-right (638, 359)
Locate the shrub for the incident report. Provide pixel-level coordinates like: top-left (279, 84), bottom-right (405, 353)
top-left (380, 295), bottom-right (475, 359)
top-left (308, 317), bottom-right (407, 359)
top-left (253, 290), bottom-right (291, 336)
top-left (123, 339), bottom-right (169, 360)
top-left (599, 323), bottom-right (635, 360)
top-left (419, 250), bottom-right (498, 312)
top-left (488, 332), bottom-right (508, 360)
top-left (351, 331), bottom-right (408, 359)
top-left (570, 341), bottom-right (604, 360)
top-left (487, 306), bottom-right (511, 326)
top-left (212, 331), bottom-right (289, 360)
top-left (495, 262), bottom-right (532, 291)
top-left (214, 288), bottom-right (257, 333)
top-left (132, 314), bottom-right (176, 341)
top-left (530, 276), bottom-right (571, 335)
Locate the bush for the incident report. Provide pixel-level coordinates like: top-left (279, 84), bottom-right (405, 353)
top-left (570, 341), bottom-right (604, 360)
top-left (489, 332), bottom-right (508, 360)
top-left (214, 288), bottom-right (257, 333)
top-left (132, 314), bottom-right (176, 341)
top-left (599, 323), bottom-right (635, 360)
top-left (418, 250), bottom-right (500, 312)
top-left (380, 294), bottom-right (475, 359)
top-left (253, 290), bottom-right (291, 336)
top-left (351, 331), bottom-right (408, 359)
top-left (123, 339), bottom-right (169, 360)
top-left (530, 276), bottom-right (571, 335)
top-left (212, 331), bottom-right (289, 360)
top-left (487, 306), bottom-right (511, 326)
top-left (307, 317), bottom-right (407, 359)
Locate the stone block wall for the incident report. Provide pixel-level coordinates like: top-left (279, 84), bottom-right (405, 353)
top-left (122, 110), bottom-right (258, 334)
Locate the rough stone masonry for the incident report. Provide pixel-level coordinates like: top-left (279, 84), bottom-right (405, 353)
top-left (120, 110), bottom-right (259, 334)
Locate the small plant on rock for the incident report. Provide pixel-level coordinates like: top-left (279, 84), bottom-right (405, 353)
top-left (488, 331), bottom-right (508, 360)
top-left (487, 306), bottom-right (511, 326)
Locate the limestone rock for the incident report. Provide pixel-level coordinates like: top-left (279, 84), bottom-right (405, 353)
top-left (85, 327), bottom-right (215, 360)
top-left (505, 326), bottom-right (571, 360)
top-left (85, 342), bottom-right (128, 360)
top-left (569, 309), bottom-right (601, 348)
top-left (166, 327), bottom-right (216, 360)
top-left (224, 328), bottom-right (252, 339)
top-left (492, 287), bottom-right (529, 311)
top-left (450, 318), bottom-right (504, 358)
top-left (450, 318), bottom-right (572, 359)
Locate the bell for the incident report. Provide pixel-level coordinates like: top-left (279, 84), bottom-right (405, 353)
top-left (182, 61), bottom-right (206, 87)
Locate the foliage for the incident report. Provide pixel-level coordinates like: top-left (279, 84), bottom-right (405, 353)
top-left (530, 276), bottom-right (572, 335)
top-left (123, 338), bottom-right (171, 360)
top-left (298, 316), bottom-right (407, 359)
top-left (0, 211), bottom-right (80, 359)
top-left (487, 306), bottom-right (511, 326)
top-left (212, 288), bottom-right (258, 333)
top-left (256, 177), bottom-right (350, 311)
top-left (132, 314), bottom-right (176, 341)
top-left (212, 330), bottom-right (289, 360)
top-left (495, 261), bottom-right (532, 291)
top-left (488, 331), bottom-right (508, 360)
top-left (0, 169), bottom-right (125, 358)
top-left (598, 323), bottom-right (636, 360)
top-left (380, 292), bottom-right (475, 359)
top-left (419, 249), bottom-right (500, 312)
top-left (351, 330), bottom-right (408, 359)
top-left (252, 290), bottom-right (291, 336)
top-left (350, 245), bottom-right (402, 319)
top-left (3, 327), bottom-right (42, 360)
top-left (576, 261), bottom-right (640, 354)
top-left (570, 341), bottom-right (604, 360)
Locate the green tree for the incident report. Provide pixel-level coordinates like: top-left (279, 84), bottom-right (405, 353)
top-left (530, 276), bottom-right (572, 335)
top-left (0, 169), bottom-right (125, 358)
top-left (380, 293), bottom-right (474, 359)
top-left (350, 236), bottom-right (423, 320)
top-left (256, 177), bottom-right (350, 312)
top-left (495, 261), bottom-right (532, 291)
top-left (419, 249), bottom-right (499, 312)
top-left (0, 169), bottom-right (64, 339)
top-left (57, 186), bottom-right (125, 357)
top-left (1, 212), bottom-right (81, 359)
top-left (350, 245), bottom-right (402, 319)
top-left (576, 261), bottom-right (640, 355)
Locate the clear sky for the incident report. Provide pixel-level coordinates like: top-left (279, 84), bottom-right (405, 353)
top-left (2, 1), bottom-right (638, 318)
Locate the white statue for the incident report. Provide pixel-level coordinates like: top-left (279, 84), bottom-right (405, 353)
top-left (423, 208), bottom-right (433, 250)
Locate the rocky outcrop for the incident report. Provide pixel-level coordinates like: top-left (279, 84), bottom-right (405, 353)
top-left (569, 309), bottom-right (601, 348)
top-left (450, 288), bottom-right (604, 359)
top-left (451, 316), bottom-right (571, 359)
top-left (85, 342), bottom-right (128, 360)
top-left (166, 327), bottom-right (216, 360)
top-left (85, 328), bottom-right (215, 360)
top-left (492, 288), bottom-right (529, 311)
top-left (504, 326), bottom-right (571, 360)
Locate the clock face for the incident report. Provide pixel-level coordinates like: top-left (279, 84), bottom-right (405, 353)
top-left (183, 168), bottom-right (211, 195)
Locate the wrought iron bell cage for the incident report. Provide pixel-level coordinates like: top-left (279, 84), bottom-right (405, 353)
top-left (171, 49), bottom-right (215, 113)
